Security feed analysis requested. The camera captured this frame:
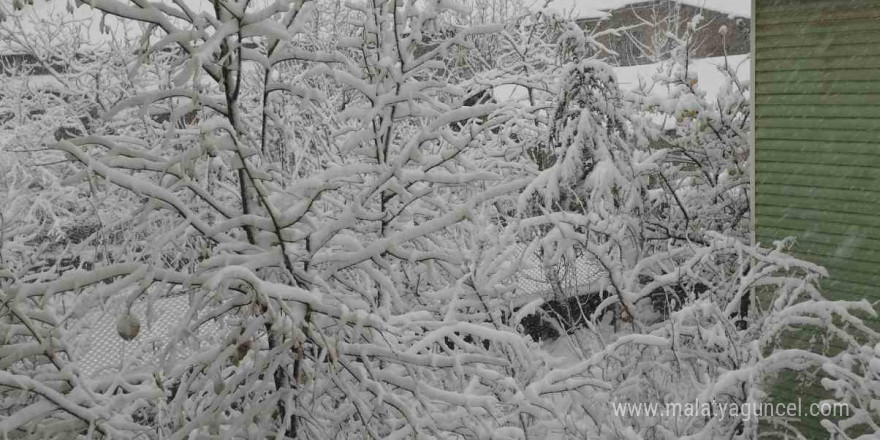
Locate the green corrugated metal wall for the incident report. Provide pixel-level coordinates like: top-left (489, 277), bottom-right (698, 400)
top-left (755, 0), bottom-right (880, 436)
top-left (756, 0), bottom-right (880, 309)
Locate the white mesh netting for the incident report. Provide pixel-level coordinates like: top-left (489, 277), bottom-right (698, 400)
top-left (75, 249), bottom-right (605, 376)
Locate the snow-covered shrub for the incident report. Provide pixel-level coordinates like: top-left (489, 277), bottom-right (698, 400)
top-left (510, 19), bottom-right (879, 439)
top-left (1, 0), bottom-right (556, 438)
top-left (2, 2), bottom-right (878, 439)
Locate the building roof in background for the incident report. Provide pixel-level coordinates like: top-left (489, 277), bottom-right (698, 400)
top-left (530, 0), bottom-right (751, 20)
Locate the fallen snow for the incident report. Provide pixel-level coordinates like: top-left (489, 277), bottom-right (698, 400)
top-left (615, 53), bottom-right (750, 129)
top-left (615, 53), bottom-right (750, 99)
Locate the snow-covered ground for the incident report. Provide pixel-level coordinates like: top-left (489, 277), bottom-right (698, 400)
top-left (615, 53), bottom-right (750, 101)
top-left (617, 53), bottom-right (750, 130)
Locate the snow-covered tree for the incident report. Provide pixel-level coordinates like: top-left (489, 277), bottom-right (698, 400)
top-left (511, 17), bottom-right (880, 439)
top-left (1, 0), bottom-right (552, 437)
top-left (2, 1), bottom-right (878, 439)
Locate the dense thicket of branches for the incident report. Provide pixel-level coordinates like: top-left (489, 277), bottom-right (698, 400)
top-left (1, 1), bottom-right (878, 439)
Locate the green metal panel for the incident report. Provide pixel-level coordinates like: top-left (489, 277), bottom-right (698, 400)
top-left (753, 1), bottom-right (880, 428)
top-left (756, 0), bottom-right (880, 302)
top-left (755, 0), bottom-right (880, 436)
top-left (757, 43), bottom-right (880, 60)
top-left (758, 30), bottom-right (880, 48)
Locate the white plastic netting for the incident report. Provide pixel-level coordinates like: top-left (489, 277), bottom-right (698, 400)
top-left (75, 249), bottom-right (605, 376)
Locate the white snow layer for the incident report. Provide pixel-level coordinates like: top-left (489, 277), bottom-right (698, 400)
top-left (615, 53), bottom-right (751, 129)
